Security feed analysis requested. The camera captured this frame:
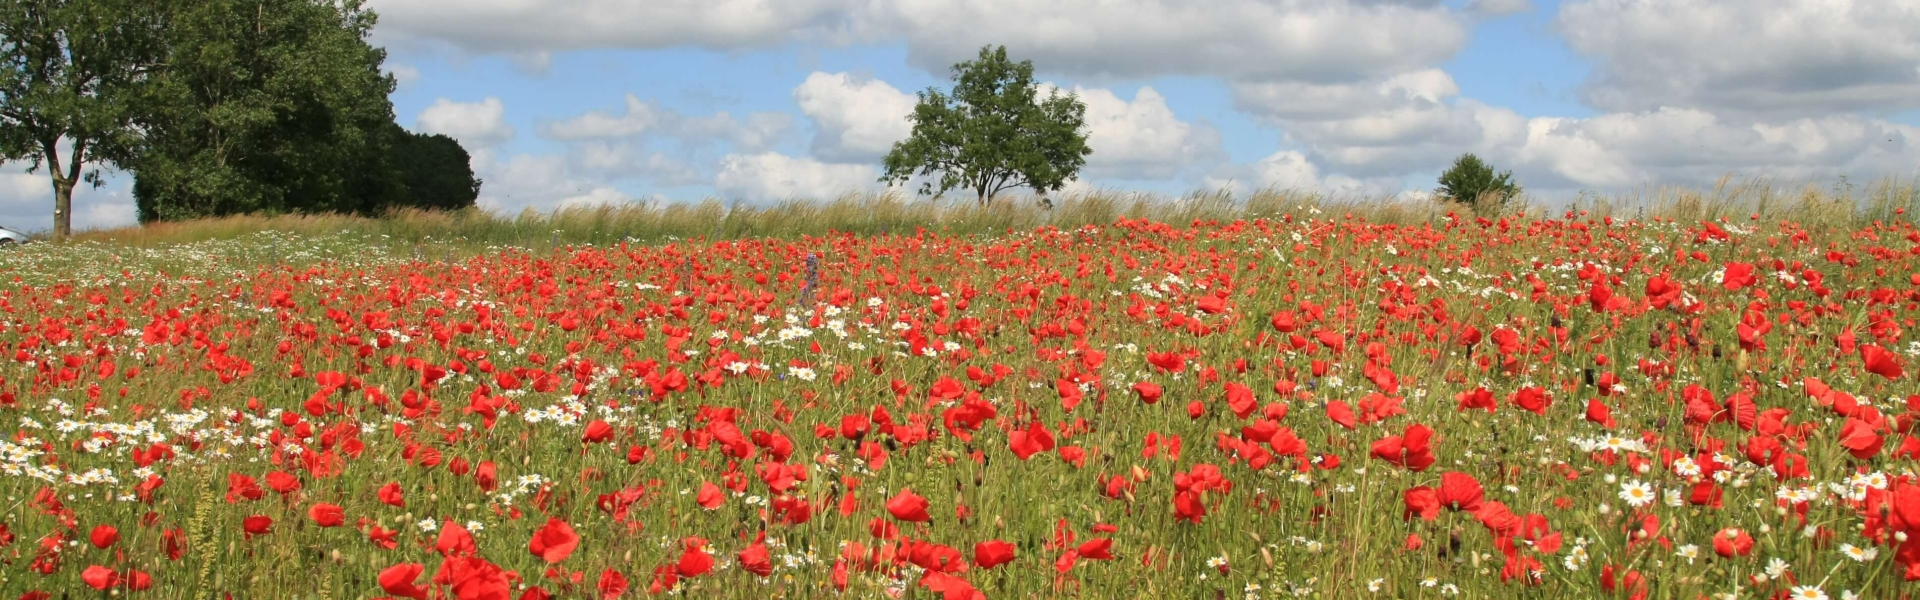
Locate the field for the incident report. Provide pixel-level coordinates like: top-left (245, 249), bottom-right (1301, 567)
top-left (8, 187), bottom-right (1920, 599)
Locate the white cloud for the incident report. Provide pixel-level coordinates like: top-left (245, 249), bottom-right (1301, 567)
top-left (372, 0), bottom-right (1466, 82)
top-left (368, 0), bottom-right (850, 54)
top-left (386, 63), bottom-right (420, 87)
top-left (1466, 0), bottom-right (1530, 16)
top-left (1046, 84), bottom-right (1224, 179)
top-left (0, 163), bottom-right (137, 232)
top-left (540, 94), bottom-right (791, 151)
top-left (1558, 0), bottom-right (1920, 116)
top-left (540, 96), bottom-right (662, 140)
top-left (1509, 110), bottom-right (1920, 189)
top-left (873, 0), bottom-right (1466, 82)
top-left (715, 152), bottom-right (883, 201)
top-left (416, 98), bottom-right (515, 148)
top-left (1233, 65), bottom-right (1920, 190)
top-left (1203, 150), bottom-right (1389, 197)
top-left (567, 142), bottom-right (708, 186)
top-left (793, 72), bottom-right (917, 162)
top-left (557, 187), bottom-right (636, 209)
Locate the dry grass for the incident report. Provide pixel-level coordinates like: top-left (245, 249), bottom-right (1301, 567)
top-left (63, 176), bottom-right (1920, 248)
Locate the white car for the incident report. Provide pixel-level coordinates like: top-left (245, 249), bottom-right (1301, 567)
top-left (0, 225), bottom-right (29, 246)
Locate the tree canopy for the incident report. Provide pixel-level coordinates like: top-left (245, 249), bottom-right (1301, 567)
top-left (1, 0), bottom-right (479, 236)
top-left (0, 0), bottom-right (166, 240)
top-left (133, 0), bottom-right (476, 223)
top-left (1436, 153), bottom-right (1521, 208)
top-left (881, 45), bottom-right (1091, 206)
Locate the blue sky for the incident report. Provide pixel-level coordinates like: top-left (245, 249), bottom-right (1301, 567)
top-left (4, 0), bottom-right (1918, 231)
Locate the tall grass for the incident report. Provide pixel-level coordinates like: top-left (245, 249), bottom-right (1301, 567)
top-left (66, 176), bottom-right (1920, 249)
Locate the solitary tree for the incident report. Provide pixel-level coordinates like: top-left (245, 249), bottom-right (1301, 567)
top-left (881, 45), bottom-right (1091, 206)
top-left (0, 0), bottom-right (165, 241)
top-left (1435, 153), bottom-right (1521, 207)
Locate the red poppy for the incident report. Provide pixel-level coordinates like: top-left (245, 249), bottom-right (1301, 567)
top-left (1712, 528), bottom-right (1753, 558)
top-left (378, 563), bottom-right (430, 600)
top-left (308, 503), bottom-right (345, 527)
top-left (974, 540), bottom-right (1017, 569)
top-left (887, 489), bottom-right (932, 522)
top-left (528, 518), bottom-right (580, 563)
top-left (242, 515), bottom-right (273, 538)
top-left (88, 525), bottom-right (117, 549)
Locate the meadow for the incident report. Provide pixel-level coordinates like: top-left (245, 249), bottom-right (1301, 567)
top-left (5, 178), bottom-right (1920, 599)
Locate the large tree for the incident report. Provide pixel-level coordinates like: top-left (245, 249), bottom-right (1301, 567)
top-left (0, 0), bottom-right (166, 240)
top-left (131, 0), bottom-right (410, 223)
top-left (881, 45), bottom-right (1091, 206)
top-left (377, 122), bottom-right (480, 213)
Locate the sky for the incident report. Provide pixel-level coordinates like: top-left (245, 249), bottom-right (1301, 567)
top-left (4, 0), bottom-right (1919, 232)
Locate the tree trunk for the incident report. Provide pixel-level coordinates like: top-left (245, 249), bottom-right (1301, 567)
top-left (51, 175), bottom-right (73, 242)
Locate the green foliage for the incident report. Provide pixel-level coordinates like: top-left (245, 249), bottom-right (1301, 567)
top-left (383, 124), bottom-right (481, 212)
top-left (0, 0), bottom-right (167, 240)
top-left (881, 45), bottom-right (1091, 206)
top-left (1435, 152), bottom-right (1521, 208)
top-left (130, 0), bottom-right (419, 223)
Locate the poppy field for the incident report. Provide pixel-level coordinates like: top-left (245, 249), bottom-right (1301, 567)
top-left (7, 209), bottom-right (1920, 600)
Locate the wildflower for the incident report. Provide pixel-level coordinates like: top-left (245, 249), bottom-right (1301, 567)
top-left (1788, 586), bottom-right (1828, 600)
top-left (1839, 543), bottom-right (1878, 562)
top-left (1618, 480), bottom-right (1654, 507)
top-left (1675, 544), bottom-right (1699, 564)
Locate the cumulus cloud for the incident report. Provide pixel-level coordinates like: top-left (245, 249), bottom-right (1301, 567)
top-left (386, 63), bottom-right (420, 87)
top-left (416, 98), bottom-right (515, 148)
top-left (1509, 110), bottom-right (1920, 189)
top-left (367, 0), bottom-right (850, 54)
top-left (1233, 66), bottom-right (1920, 191)
top-left (715, 152), bottom-right (884, 201)
top-left (1557, 0), bottom-right (1920, 116)
top-left (793, 72), bottom-right (918, 162)
top-left (372, 0), bottom-right (1467, 82)
top-left (1203, 150), bottom-right (1394, 197)
top-left (874, 0), bottom-right (1466, 82)
top-left (1044, 84), bottom-right (1224, 179)
top-left (1465, 0), bottom-right (1530, 16)
top-left (539, 94), bottom-right (792, 152)
top-left (556, 187), bottom-right (637, 210)
top-left (1234, 70), bottom-right (1521, 177)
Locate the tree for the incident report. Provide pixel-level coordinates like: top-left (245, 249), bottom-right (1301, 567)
top-left (881, 45), bottom-right (1091, 206)
top-left (0, 0), bottom-right (166, 241)
top-left (1435, 153), bottom-right (1521, 207)
top-left (381, 123), bottom-right (480, 212)
top-left (131, 0), bottom-right (406, 223)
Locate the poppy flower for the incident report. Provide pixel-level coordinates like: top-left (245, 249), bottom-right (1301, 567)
top-left (1863, 344), bottom-right (1905, 380)
top-left (377, 482), bottom-right (406, 508)
top-left (378, 563), bottom-right (430, 600)
top-left (528, 518), bottom-right (580, 563)
top-left (738, 533), bottom-right (773, 577)
top-left (88, 525), bottom-right (118, 549)
top-left (596, 569), bottom-right (628, 599)
top-left (81, 565), bottom-right (119, 591)
top-left (1712, 528), bottom-right (1754, 558)
top-left (582, 420), bottom-right (615, 444)
top-left (887, 489), bottom-right (932, 522)
top-left (675, 538), bottom-right (715, 578)
top-left (1132, 382), bottom-right (1163, 404)
top-left (696, 481), bottom-right (725, 510)
top-left (974, 540), bottom-right (1017, 569)
top-left (308, 503), bottom-right (345, 527)
top-left (242, 515), bottom-right (273, 538)
top-left (1009, 420), bottom-right (1055, 460)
